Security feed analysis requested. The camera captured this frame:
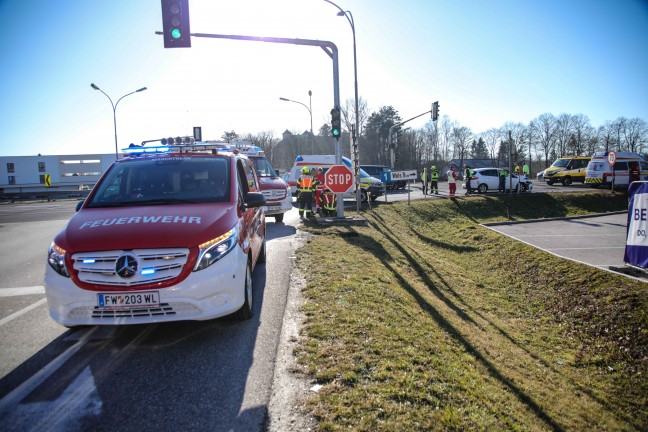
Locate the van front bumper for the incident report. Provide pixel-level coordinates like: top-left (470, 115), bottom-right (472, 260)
top-left (44, 246), bottom-right (248, 326)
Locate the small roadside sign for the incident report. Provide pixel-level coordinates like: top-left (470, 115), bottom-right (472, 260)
top-left (44, 174), bottom-right (51, 187)
top-left (193, 126), bottom-right (202, 142)
top-left (608, 150), bottom-right (616, 165)
top-left (391, 170), bottom-right (418, 181)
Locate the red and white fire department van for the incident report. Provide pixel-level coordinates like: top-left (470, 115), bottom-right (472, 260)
top-left (228, 141), bottom-right (292, 223)
top-left (44, 142), bottom-right (267, 327)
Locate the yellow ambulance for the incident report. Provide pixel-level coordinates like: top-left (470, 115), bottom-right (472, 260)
top-left (543, 156), bottom-right (591, 186)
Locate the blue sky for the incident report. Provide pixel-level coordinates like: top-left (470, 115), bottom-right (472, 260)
top-left (0, 0), bottom-right (646, 156)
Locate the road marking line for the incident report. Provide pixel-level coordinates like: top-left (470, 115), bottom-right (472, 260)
top-left (512, 234), bottom-right (620, 237)
top-left (548, 247), bottom-right (625, 251)
top-left (0, 298), bottom-right (47, 327)
top-left (0, 286), bottom-right (45, 297)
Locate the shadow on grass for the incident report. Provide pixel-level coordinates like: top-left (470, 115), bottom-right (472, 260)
top-left (341, 224), bottom-right (565, 431)
top-left (365, 205), bottom-right (640, 428)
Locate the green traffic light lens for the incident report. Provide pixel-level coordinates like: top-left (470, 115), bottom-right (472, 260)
top-left (171, 28), bottom-right (182, 39)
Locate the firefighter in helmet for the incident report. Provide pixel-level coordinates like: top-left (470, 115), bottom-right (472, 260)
top-left (430, 165), bottom-right (440, 194)
top-left (297, 167), bottom-right (318, 219)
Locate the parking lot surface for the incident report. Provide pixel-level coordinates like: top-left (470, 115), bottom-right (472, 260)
top-left (484, 212), bottom-right (647, 280)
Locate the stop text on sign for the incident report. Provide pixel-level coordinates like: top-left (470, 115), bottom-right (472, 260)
top-left (324, 165), bottom-right (354, 193)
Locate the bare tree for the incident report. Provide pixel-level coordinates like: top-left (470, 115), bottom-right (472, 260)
top-left (569, 114), bottom-right (591, 155)
top-left (341, 96), bottom-right (370, 137)
top-left (622, 117), bottom-right (648, 154)
top-left (530, 113), bottom-right (557, 168)
top-left (597, 121), bottom-right (615, 153)
top-left (400, 129), bottom-right (426, 169)
top-left (440, 116), bottom-right (454, 161)
top-left (502, 122), bottom-right (529, 162)
top-left (554, 113), bottom-right (574, 156)
top-left (241, 131), bottom-right (280, 166)
top-left (221, 130), bottom-right (239, 142)
top-left (422, 120), bottom-right (440, 165)
top-left (611, 117), bottom-right (627, 151)
top-left (483, 128), bottom-right (502, 164)
top-left (451, 125), bottom-right (473, 163)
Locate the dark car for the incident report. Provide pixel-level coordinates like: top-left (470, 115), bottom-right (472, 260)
top-left (360, 165), bottom-right (406, 190)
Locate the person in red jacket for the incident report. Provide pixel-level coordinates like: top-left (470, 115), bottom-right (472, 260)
top-left (447, 165), bottom-right (457, 198)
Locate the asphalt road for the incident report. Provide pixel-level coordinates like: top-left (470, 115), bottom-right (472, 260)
top-left (0, 200), bottom-right (302, 431)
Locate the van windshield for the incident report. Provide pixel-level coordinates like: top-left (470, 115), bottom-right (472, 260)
top-left (87, 157), bottom-right (230, 208)
top-left (251, 157), bottom-right (278, 178)
top-left (551, 159), bottom-right (570, 168)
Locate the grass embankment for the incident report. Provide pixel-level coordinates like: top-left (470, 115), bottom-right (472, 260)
top-left (294, 192), bottom-right (647, 431)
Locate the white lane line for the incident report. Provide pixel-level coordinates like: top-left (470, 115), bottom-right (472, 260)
top-left (512, 234), bottom-right (620, 238)
top-left (0, 286), bottom-right (45, 297)
top-left (548, 247), bottom-right (625, 251)
top-left (0, 298), bottom-right (47, 326)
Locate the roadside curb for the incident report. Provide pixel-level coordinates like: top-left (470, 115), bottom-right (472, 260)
top-left (267, 231), bottom-right (316, 431)
top-left (481, 210), bottom-right (628, 227)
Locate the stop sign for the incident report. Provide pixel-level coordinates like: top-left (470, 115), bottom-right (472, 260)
top-left (324, 165), bottom-right (354, 193)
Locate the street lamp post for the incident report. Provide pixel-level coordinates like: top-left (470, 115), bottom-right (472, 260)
top-left (91, 83), bottom-right (148, 159)
top-left (279, 95), bottom-right (314, 153)
top-left (323, 0), bottom-right (360, 211)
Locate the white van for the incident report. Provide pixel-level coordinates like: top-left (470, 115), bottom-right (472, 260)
top-left (585, 151), bottom-right (648, 188)
top-left (287, 155), bottom-right (383, 202)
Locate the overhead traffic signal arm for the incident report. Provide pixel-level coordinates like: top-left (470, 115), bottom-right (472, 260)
top-left (161, 0), bottom-right (191, 48)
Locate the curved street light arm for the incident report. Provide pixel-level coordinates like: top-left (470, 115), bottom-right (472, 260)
top-left (279, 97), bottom-right (311, 116)
top-left (90, 84), bottom-right (148, 159)
top-left (115, 87), bottom-right (147, 111)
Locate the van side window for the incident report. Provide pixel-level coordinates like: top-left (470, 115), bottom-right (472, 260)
top-left (640, 162), bottom-right (648, 172)
top-left (613, 162), bottom-right (628, 171)
top-left (237, 159), bottom-right (259, 195)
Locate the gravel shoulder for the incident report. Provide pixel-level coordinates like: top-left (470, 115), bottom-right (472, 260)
top-left (267, 232), bottom-right (316, 431)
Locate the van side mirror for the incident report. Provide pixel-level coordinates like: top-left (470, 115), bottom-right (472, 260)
top-left (245, 192), bottom-right (266, 208)
top-left (76, 200), bottom-right (84, 212)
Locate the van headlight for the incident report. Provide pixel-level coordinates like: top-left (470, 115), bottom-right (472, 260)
top-left (48, 242), bottom-right (69, 277)
top-left (194, 227), bottom-right (238, 271)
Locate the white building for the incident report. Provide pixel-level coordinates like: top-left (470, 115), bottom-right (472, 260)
top-left (1, 153), bottom-right (116, 198)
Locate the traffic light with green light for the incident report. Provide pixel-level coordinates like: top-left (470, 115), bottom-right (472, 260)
top-left (161, 0), bottom-right (191, 48)
top-left (330, 108), bottom-right (341, 138)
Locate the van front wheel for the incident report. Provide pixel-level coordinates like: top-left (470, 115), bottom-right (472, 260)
top-left (233, 262), bottom-right (253, 320)
top-left (562, 176), bottom-right (572, 186)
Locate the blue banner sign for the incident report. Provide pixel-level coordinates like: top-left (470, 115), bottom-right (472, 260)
top-left (625, 181), bottom-right (648, 269)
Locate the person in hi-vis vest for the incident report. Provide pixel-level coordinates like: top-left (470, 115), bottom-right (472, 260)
top-left (297, 167), bottom-right (318, 219)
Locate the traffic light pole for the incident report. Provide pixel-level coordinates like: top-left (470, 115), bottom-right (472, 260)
top-left (156, 31), bottom-right (346, 218)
